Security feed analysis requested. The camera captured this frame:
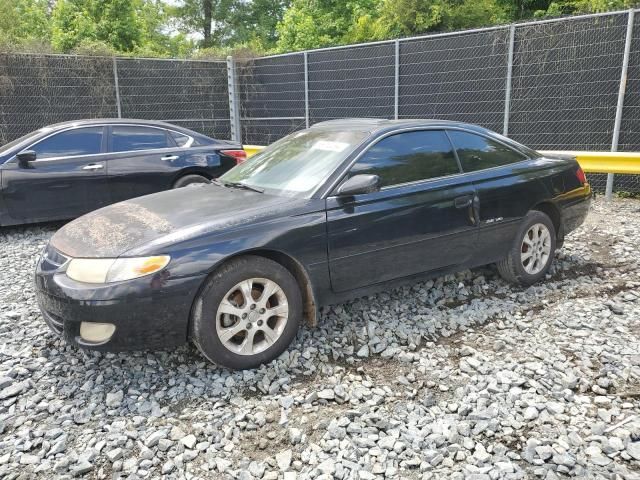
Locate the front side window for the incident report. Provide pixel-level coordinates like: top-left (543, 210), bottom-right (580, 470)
top-left (111, 126), bottom-right (169, 152)
top-left (220, 129), bottom-right (370, 197)
top-left (448, 130), bottom-right (527, 172)
top-left (349, 130), bottom-right (460, 188)
top-left (29, 127), bottom-right (103, 159)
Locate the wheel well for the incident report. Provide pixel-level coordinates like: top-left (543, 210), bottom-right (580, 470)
top-left (532, 201), bottom-right (563, 241)
top-left (172, 169), bottom-right (212, 186)
top-left (204, 250), bottom-right (318, 329)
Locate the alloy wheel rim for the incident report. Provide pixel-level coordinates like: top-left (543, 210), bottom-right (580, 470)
top-left (216, 278), bottom-right (289, 356)
top-left (521, 223), bottom-right (552, 275)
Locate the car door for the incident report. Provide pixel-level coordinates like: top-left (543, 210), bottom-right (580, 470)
top-left (0, 126), bottom-right (109, 223)
top-left (325, 129), bottom-right (479, 293)
top-left (447, 129), bottom-right (537, 262)
top-left (106, 125), bottom-right (207, 203)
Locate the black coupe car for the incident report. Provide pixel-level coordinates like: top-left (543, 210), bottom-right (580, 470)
top-left (0, 119), bottom-right (246, 226)
top-left (35, 119), bottom-right (591, 369)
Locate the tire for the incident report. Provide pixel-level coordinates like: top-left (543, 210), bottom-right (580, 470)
top-left (191, 255), bottom-right (302, 369)
top-left (496, 210), bottom-right (557, 286)
top-left (173, 174), bottom-right (210, 188)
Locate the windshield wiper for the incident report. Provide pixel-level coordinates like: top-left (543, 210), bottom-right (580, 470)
top-left (220, 181), bottom-right (264, 194)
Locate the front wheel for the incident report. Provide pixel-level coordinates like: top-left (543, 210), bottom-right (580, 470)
top-left (192, 256), bottom-right (302, 369)
top-left (496, 210), bottom-right (557, 286)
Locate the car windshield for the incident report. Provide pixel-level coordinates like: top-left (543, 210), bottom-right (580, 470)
top-left (0, 130), bottom-right (44, 157)
top-left (219, 129), bottom-right (370, 197)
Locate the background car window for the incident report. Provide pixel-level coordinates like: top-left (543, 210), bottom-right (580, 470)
top-left (112, 126), bottom-right (169, 152)
top-left (169, 130), bottom-right (192, 147)
top-left (30, 127), bottom-right (103, 159)
top-left (349, 130), bottom-right (460, 187)
top-left (448, 130), bottom-right (527, 172)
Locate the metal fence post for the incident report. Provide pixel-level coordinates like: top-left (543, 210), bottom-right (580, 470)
top-left (503, 25), bottom-right (515, 136)
top-left (394, 39), bottom-right (400, 120)
top-left (304, 52), bottom-right (310, 128)
top-left (112, 57), bottom-right (122, 118)
top-left (607, 9), bottom-right (635, 200)
top-left (226, 56), bottom-right (242, 143)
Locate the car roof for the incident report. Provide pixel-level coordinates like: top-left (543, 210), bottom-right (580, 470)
top-left (309, 118), bottom-right (538, 156)
top-left (310, 118), bottom-right (489, 133)
top-left (42, 118), bottom-right (196, 131)
top-left (30, 118), bottom-right (225, 145)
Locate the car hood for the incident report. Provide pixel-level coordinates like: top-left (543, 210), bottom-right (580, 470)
top-left (50, 184), bottom-right (299, 258)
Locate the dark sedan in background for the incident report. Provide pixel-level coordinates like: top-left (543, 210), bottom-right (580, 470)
top-left (0, 119), bottom-right (246, 226)
top-left (35, 119), bottom-right (591, 370)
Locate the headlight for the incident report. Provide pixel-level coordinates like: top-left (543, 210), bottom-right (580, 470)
top-left (66, 256), bottom-right (170, 284)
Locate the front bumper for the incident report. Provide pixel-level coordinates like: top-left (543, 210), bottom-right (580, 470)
top-left (35, 250), bottom-right (207, 351)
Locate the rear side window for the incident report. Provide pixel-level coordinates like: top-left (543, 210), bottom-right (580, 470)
top-left (169, 130), bottom-right (192, 147)
top-left (350, 130), bottom-right (460, 187)
top-left (111, 126), bottom-right (169, 152)
top-left (30, 127), bottom-right (103, 159)
top-left (448, 130), bottom-right (527, 172)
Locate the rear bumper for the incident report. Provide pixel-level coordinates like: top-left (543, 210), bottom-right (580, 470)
top-left (561, 189), bottom-right (592, 235)
top-left (35, 263), bottom-right (206, 351)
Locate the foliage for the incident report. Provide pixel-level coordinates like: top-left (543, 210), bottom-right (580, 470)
top-left (0, 0), bottom-right (51, 49)
top-left (166, 0), bottom-right (291, 51)
top-left (1, 0), bottom-right (639, 57)
top-left (192, 41), bottom-right (267, 60)
top-left (274, 0), bottom-right (639, 52)
top-left (51, 0), bottom-right (140, 52)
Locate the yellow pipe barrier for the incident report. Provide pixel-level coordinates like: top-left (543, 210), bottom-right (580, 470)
top-left (243, 145), bottom-right (265, 158)
top-left (244, 144), bottom-right (639, 175)
top-left (539, 150), bottom-right (640, 175)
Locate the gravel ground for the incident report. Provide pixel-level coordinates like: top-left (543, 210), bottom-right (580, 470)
top-left (0, 197), bottom-right (639, 480)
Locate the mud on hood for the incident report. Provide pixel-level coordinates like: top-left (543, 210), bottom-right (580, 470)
top-left (50, 184), bottom-right (292, 258)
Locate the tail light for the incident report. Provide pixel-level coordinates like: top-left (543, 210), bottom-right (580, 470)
top-left (221, 149), bottom-right (247, 165)
top-left (575, 166), bottom-right (587, 185)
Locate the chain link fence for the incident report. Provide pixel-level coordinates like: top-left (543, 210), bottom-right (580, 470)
top-left (0, 54), bottom-right (230, 144)
top-left (1, 10), bottom-right (640, 193)
top-left (0, 54), bottom-right (117, 144)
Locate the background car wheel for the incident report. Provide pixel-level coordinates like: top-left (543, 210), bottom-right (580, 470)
top-left (173, 174), bottom-right (210, 188)
top-left (496, 210), bottom-right (557, 286)
top-left (192, 255), bottom-right (302, 369)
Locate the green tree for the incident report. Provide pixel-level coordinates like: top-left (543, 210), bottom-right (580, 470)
top-left (135, 0), bottom-right (196, 57)
top-left (534, 0), bottom-right (635, 17)
top-left (0, 0), bottom-right (51, 48)
top-left (168, 0), bottom-right (236, 47)
top-left (443, 0), bottom-right (510, 30)
top-left (51, 0), bottom-right (143, 52)
top-left (275, 0), bottom-right (512, 51)
top-left (231, 0), bottom-right (291, 48)
top-left (276, 0), bottom-right (378, 51)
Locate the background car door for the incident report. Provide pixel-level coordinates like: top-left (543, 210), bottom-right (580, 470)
top-left (106, 125), bottom-right (191, 202)
top-left (326, 129), bottom-right (479, 293)
top-left (0, 126), bottom-right (109, 223)
top-left (447, 130), bottom-right (535, 261)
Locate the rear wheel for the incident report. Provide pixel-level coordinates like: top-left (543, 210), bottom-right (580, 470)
top-left (497, 210), bottom-right (556, 286)
top-left (192, 256), bottom-right (302, 369)
top-left (173, 174), bottom-right (210, 188)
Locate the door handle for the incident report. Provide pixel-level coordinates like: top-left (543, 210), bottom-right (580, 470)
top-left (161, 155), bottom-right (179, 161)
top-left (82, 163), bottom-right (104, 171)
top-left (472, 194), bottom-right (480, 225)
top-left (454, 196), bottom-right (473, 209)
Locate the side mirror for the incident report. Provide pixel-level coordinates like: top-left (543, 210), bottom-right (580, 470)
top-left (336, 174), bottom-right (380, 196)
top-left (17, 150), bottom-right (36, 168)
